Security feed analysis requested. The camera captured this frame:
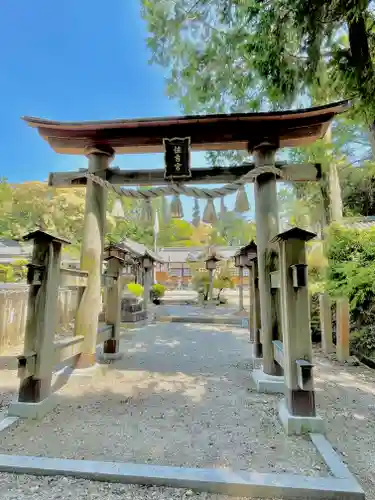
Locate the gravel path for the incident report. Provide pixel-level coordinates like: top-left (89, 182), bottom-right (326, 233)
top-left (313, 347), bottom-right (375, 499)
top-left (1, 322), bottom-right (375, 497)
top-left (1, 322), bottom-right (325, 476)
top-left (0, 473), bottom-right (290, 500)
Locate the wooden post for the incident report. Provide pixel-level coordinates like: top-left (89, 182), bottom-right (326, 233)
top-left (142, 256), bottom-right (154, 312)
top-left (208, 269), bottom-right (214, 301)
top-left (103, 256), bottom-right (123, 357)
top-left (17, 230), bottom-right (68, 403)
top-left (143, 268), bottom-right (150, 311)
top-left (319, 293), bottom-right (334, 354)
top-left (238, 266), bottom-right (244, 311)
top-left (275, 228), bottom-right (317, 418)
top-left (249, 259), bottom-right (262, 358)
top-left (248, 264), bottom-right (254, 340)
top-left (253, 144), bottom-right (280, 375)
top-left (336, 297), bottom-right (350, 362)
top-left (75, 147), bottom-right (113, 368)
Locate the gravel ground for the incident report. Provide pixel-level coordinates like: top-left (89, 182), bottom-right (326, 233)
top-left (0, 322), bottom-right (326, 476)
top-left (1, 321), bottom-right (375, 498)
top-left (0, 473), bottom-right (291, 500)
top-left (313, 347), bottom-right (375, 499)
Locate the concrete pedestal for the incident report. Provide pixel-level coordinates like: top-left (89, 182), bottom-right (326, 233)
top-left (251, 368), bottom-right (284, 393)
top-left (249, 344), bottom-right (262, 369)
top-left (278, 399), bottom-right (325, 435)
top-left (8, 395), bottom-right (57, 420)
top-left (98, 351), bottom-right (123, 362)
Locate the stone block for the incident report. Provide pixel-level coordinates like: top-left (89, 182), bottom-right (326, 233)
top-left (278, 398), bottom-right (325, 435)
top-left (98, 352), bottom-right (123, 362)
top-left (8, 395), bottom-right (57, 420)
top-left (251, 368), bottom-right (284, 393)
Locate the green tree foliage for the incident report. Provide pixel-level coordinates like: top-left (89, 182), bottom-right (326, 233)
top-left (191, 265), bottom-right (234, 301)
top-left (142, 0), bottom-right (375, 149)
top-left (141, 0), bottom-right (375, 228)
top-left (192, 198), bottom-right (200, 227)
top-left (213, 211), bottom-right (256, 245)
top-left (325, 224), bottom-right (375, 356)
top-left (0, 259), bottom-right (27, 283)
top-left (0, 179), bottom-right (257, 257)
top-left (341, 161), bottom-right (375, 216)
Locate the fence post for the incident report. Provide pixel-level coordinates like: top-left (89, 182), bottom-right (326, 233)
top-left (319, 293), bottom-right (334, 354)
top-left (9, 230), bottom-right (69, 419)
top-left (336, 297), bottom-right (350, 362)
top-left (103, 256), bottom-right (124, 360)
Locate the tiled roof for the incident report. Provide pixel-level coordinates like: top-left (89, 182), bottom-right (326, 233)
top-left (118, 238), bottom-right (163, 263)
top-left (158, 246), bottom-right (240, 263)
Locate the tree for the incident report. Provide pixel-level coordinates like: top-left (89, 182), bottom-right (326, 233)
top-left (141, 0), bottom-right (370, 227)
top-left (192, 198), bottom-right (200, 227)
top-left (212, 211), bottom-right (256, 245)
top-left (142, 0), bottom-right (375, 151)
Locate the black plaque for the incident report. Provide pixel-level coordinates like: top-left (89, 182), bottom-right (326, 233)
top-left (163, 137), bottom-right (191, 180)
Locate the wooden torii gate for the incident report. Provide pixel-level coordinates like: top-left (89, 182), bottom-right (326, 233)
top-left (22, 101), bottom-right (348, 431)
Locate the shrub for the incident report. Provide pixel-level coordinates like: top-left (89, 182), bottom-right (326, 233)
top-left (351, 327), bottom-right (375, 358)
top-left (326, 224), bottom-right (375, 328)
top-left (127, 283), bottom-right (144, 297)
top-left (323, 224), bottom-right (375, 358)
top-left (151, 283), bottom-right (166, 299)
top-left (192, 267), bottom-right (234, 302)
top-left (192, 270), bottom-right (211, 300)
top-left (0, 260), bottom-right (27, 283)
top-left (214, 270), bottom-right (234, 300)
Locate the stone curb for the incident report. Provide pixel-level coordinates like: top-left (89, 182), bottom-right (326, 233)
top-left (157, 315), bottom-right (244, 326)
top-left (0, 452), bottom-right (364, 499)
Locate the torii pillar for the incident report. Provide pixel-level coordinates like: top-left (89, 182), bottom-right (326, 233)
top-left (252, 141), bottom-right (281, 377)
top-left (75, 147), bottom-right (113, 368)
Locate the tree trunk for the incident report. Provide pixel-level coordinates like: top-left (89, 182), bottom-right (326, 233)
top-left (368, 122), bottom-right (375, 158)
top-left (328, 162), bottom-right (343, 222)
top-left (347, 11), bottom-right (375, 157)
top-left (324, 125), bottom-right (343, 224)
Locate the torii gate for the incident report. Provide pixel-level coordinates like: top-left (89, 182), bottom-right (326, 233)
top-left (23, 101), bottom-right (348, 431)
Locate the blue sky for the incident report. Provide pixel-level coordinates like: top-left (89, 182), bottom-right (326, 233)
top-left (0, 0), bottom-right (253, 220)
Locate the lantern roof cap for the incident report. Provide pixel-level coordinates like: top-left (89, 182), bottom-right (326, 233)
top-left (271, 227), bottom-right (316, 243)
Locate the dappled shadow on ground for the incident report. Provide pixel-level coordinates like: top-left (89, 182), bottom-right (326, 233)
top-left (0, 322), bottom-right (326, 478)
top-left (313, 347), bottom-right (375, 499)
top-left (3, 322), bottom-right (375, 496)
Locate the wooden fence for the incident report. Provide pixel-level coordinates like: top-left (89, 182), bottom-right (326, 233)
top-left (6, 231), bottom-right (126, 413)
top-left (0, 285), bottom-right (81, 353)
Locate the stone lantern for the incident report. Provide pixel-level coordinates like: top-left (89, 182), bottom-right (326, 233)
top-left (205, 254), bottom-right (220, 301)
top-left (240, 241), bottom-right (261, 358)
top-left (102, 244), bottom-right (126, 359)
top-left (234, 248), bottom-right (249, 311)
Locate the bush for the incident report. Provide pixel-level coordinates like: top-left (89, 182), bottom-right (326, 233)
top-left (0, 259), bottom-right (27, 283)
top-left (151, 283), bottom-right (166, 299)
top-left (326, 224), bottom-right (375, 328)
top-left (351, 327), bottom-right (375, 358)
top-left (192, 270), bottom-right (210, 300)
top-left (192, 267), bottom-right (234, 302)
top-left (127, 283), bottom-right (144, 297)
top-left (324, 224), bottom-right (375, 358)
